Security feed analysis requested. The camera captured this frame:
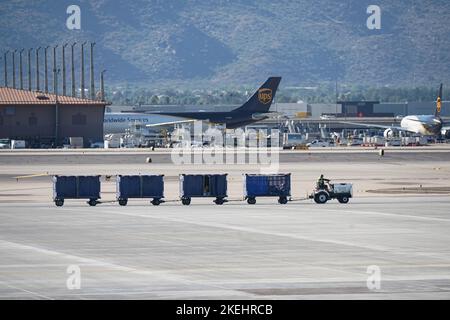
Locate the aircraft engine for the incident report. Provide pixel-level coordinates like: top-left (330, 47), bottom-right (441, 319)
top-left (383, 128), bottom-right (394, 139)
top-left (442, 129), bottom-right (450, 139)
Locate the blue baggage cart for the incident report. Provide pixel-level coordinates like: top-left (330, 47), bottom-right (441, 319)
top-left (179, 174), bottom-right (228, 205)
top-left (53, 175), bottom-right (101, 207)
top-left (243, 174), bottom-right (291, 204)
top-left (116, 175), bottom-right (164, 206)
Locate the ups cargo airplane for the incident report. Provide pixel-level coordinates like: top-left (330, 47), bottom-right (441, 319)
top-left (104, 77), bottom-right (281, 134)
top-left (340, 84), bottom-right (450, 138)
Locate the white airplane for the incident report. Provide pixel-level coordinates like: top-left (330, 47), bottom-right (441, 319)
top-left (340, 84), bottom-right (450, 138)
top-left (103, 112), bottom-right (196, 134)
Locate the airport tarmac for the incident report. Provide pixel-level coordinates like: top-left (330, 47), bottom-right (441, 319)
top-left (0, 147), bottom-right (450, 299)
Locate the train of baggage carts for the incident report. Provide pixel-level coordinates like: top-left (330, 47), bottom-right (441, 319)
top-left (52, 173), bottom-right (353, 207)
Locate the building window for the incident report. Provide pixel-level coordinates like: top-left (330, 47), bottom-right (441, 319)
top-left (72, 113), bottom-right (87, 125)
top-left (29, 113), bottom-right (38, 126)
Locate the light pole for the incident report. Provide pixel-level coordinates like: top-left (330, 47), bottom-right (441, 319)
top-left (62, 43), bottom-right (68, 96)
top-left (90, 42), bottom-right (95, 100)
top-left (35, 47), bottom-right (41, 91)
top-left (12, 49), bottom-right (17, 88)
top-left (71, 42), bottom-right (77, 97)
top-left (44, 46), bottom-right (50, 93)
top-left (80, 41), bottom-right (87, 98)
top-left (27, 48), bottom-right (32, 90)
top-left (19, 49), bottom-right (24, 90)
top-left (100, 69), bottom-right (106, 101)
top-left (53, 45), bottom-right (58, 94)
top-left (4, 50), bottom-right (9, 87)
top-left (55, 68), bottom-right (61, 147)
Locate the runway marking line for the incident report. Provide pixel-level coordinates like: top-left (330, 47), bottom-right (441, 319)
top-left (70, 207), bottom-right (449, 261)
top-left (0, 280), bottom-right (53, 300)
top-left (0, 238), bottom-right (250, 297)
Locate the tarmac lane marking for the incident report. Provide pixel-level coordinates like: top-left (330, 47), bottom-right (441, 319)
top-left (234, 202), bottom-right (450, 223)
top-left (318, 208), bottom-right (450, 223)
top-left (0, 235), bottom-right (250, 297)
top-left (0, 279), bottom-right (53, 300)
top-left (85, 207), bottom-right (450, 263)
top-left (88, 208), bottom-right (400, 253)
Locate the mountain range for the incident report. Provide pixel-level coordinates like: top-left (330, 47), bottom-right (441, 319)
top-left (1, 0), bottom-right (450, 88)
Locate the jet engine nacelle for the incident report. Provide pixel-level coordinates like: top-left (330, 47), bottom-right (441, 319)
top-left (252, 112), bottom-right (282, 120)
top-left (442, 129), bottom-right (450, 139)
top-left (251, 113), bottom-right (268, 120)
top-left (384, 128), bottom-right (394, 139)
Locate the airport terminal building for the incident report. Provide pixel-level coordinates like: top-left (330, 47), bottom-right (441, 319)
top-left (0, 87), bottom-right (107, 147)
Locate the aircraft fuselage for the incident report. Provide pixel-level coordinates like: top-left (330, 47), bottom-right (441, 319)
top-left (400, 115), bottom-right (443, 135)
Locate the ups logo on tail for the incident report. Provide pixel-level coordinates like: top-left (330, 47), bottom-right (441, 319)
top-left (258, 88), bottom-right (272, 104)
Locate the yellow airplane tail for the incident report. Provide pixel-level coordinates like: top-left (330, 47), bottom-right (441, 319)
top-left (436, 83), bottom-right (443, 116)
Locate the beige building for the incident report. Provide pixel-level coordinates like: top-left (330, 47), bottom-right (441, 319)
top-left (0, 87), bottom-right (108, 147)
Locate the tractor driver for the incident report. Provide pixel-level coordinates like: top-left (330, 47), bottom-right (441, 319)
top-left (317, 174), bottom-right (331, 190)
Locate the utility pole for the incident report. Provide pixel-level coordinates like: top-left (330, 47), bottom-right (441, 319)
top-left (44, 46), bottom-right (50, 93)
top-left (71, 42), bottom-right (76, 97)
top-left (80, 41), bottom-right (86, 98)
top-left (90, 42), bottom-right (95, 100)
top-left (35, 47), bottom-right (41, 91)
top-left (62, 43), bottom-right (68, 96)
top-left (19, 49), bottom-right (24, 90)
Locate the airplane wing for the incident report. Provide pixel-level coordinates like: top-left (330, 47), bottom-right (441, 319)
top-left (145, 119), bottom-right (198, 128)
top-left (338, 121), bottom-right (413, 132)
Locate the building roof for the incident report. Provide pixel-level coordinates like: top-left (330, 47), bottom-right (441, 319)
top-left (0, 87), bottom-right (108, 105)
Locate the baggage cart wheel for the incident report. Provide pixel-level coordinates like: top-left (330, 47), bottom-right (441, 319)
top-left (214, 197), bottom-right (224, 205)
top-left (118, 198), bottom-right (128, 206)
top-left (337, 196), bottom-right (349, 204)
top-left (55, 198), bottom-right (64, 207)
top-left (247, 197), bottom-right (256, 205)
top-left (151, 198), bottom-right (161, 206)
top-left (314, 192), bottom-right (328, 204)
top-left (88, 199), bottom-right (98, 206)
top-left (181, 197), bottom-right (191, 206)
top-left (278, 196), bottom-right (288, 204)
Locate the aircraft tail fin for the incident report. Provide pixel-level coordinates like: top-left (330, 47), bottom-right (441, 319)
top-left (436, 83), bottom-right (443, 117)
top-left (234, 77), bottom-right (281, 113)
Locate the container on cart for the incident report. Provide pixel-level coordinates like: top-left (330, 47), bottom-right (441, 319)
top-left (116, 175), bottom-right (164, 206)
top-left (53, 175), bottom-right (101, 207)
top-left (179, 174), bottom-right (228, 205)
top-left (243, 174), bottom-right (291, 204)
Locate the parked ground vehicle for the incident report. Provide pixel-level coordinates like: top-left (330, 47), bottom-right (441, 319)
top-left (306, 139), bottom-right (335, 148)
top-left (320, 114), bottom-right (337, 120)
top-left (309, 180), bottom-right (353, 204)
top-left (0, 139), bottom-right (10, 149)
top-left (90, 141), bottom-right (105, 148)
